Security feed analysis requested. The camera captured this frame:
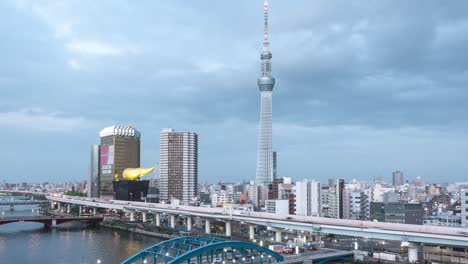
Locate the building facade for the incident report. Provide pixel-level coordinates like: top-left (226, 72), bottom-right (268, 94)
top-left (88, 144), bottom-right (100, 198)
top-left (462, 188), bottom-right (468, 228)
top-left (392, 171), bottom-right (404, 186)
top-left (370, 202), bottom-right (423, 224)
top-left (266, 199), bottom-right (289, 215)
top-left (295, 180), bottom-right (321, 216)
top-left (159, 128), bottom-right (198, 204)
top-left (99, 125), bottom-right (141, 197)
top-left (349, 191), bottom-right (366, 220)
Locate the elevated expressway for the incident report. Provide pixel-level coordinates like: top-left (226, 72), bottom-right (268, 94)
top-left (47, 195), bottom-right (468, 250)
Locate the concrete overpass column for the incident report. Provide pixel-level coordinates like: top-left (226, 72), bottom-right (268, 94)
top-left (187, 217), bottom-right (192, 232)
top-left (225, 221), bottom-right (232, 237)
top-left (129, 211), bottom-right (135, 222)
top-left (205, 219), bottom-right (211, 235)
top-left (155, 213), bottom-right (160, 226)
top-left (67, 204), bottom-right (71, 214)
top-left (170, 215), bottom-right (176, 229)
top-left (93, 207), bottom-right (97, 216)
top-left (142, 212), bottom-right (147, 223)
top-left (57, 202), bottom-right (62, 212)
top-left (249, 225), bottom-right (255, 240)
top-left (408, 242), bottom-right (419, 263)
top-left (79, 205), bottom-right (83, 215)
top-left (275, 230), bottom-right (282, 243)
top-left (50, 201), bottom-right (54, 210)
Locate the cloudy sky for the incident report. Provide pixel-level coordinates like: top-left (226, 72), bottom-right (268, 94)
top-left (1, 0), bottom-right (468, 184)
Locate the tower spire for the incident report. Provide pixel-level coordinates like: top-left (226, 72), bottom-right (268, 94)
top-left (263, 0), bottom-right (270, 49)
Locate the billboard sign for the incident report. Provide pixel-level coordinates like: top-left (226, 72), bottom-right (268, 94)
top-left (100, 145), bottom-right (114, 175)
top-left (100, 145), bottom-right (114, 165)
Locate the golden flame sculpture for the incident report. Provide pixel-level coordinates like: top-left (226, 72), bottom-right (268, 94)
top-left (122, 167), bottom-right (155, 180)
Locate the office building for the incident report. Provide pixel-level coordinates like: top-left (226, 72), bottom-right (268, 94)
top-left (392, 171), bottom-right (404, 186)
top-left (337, 179), bottom-right (345, 219)
top-left (159, 128), bottom-right (198, 204)
top-left (270, 178), bottom-right (283, 200)
top-left (266, 199), bottom-right (289, 215)
top-left (211, 191), bottom-right (234, 207)
top-left (328, 179), bottom-right (345, 219)
top-left (370, 202), bottom-right (423, 224)
top-left (88, 144), bottom-right (100, 198)
top-left (99, 125), bottom-right (140, 197)
top-left (255, 0), bottom-right (276, 186)
top-left (462, 188), bottom-right (468, 227)
top-left (349, 191), bottom-right (365, 220)
top-left (383, 192), bottom-right (400, 203)
top-left (295, 180), bottom-right (321, 216)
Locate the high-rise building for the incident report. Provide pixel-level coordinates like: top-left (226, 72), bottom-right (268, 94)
top-left (270, 178), bottom-right (283, 200)
top-left (337, 179), bottom-right (345, 219)
top-left (329, 179), bottom-right (345, 219)
top-left (88, 144), bottom-right (100, 198)
top-left (349, 191), bottom-right (367, 220)
top-left (159, 128), bottom-right (198, 204)
top-left (295, 180), bottom-right (321, 217)
top-left (392, 171), bottom-right (404, 186)
top-left (99, 125), bottom-right (140, 197)
top-left (461, 188), bottom-right (468, 228)
top-left (255, 0), bottom-right (275, 186)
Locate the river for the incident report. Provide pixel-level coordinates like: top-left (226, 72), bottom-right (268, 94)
top-left (0, 196), bottom-right (163, 264)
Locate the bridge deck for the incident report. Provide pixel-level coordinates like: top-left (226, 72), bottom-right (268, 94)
top-left (0, 200), bottom-right (49, 205)
top-left (0, 215), bottom-right (103, 224)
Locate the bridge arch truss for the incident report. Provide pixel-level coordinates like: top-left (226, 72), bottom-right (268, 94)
top-left (121, 236), bottom-right (284, 264)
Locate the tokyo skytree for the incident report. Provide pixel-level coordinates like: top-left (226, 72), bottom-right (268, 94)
top-left (255, 0), bottom-right (275, 186)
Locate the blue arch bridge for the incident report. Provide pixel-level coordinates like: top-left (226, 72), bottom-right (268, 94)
top-left (121, 236), bottom-right (284, 264)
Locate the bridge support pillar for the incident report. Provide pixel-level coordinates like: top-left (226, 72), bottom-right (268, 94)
top-left (79, 206), bottom-right (83, 215)
top-left (249, 225), bottom-right (255, 240)
top-left (57, 202), bottom-right (61, 212)
top-left (225, 221), bottom-right (232, 237)
top-left (187, 217), bottom-right (192, 232)
top-left (93, 207), bottom-right (97, 216)
top-left (52, 219), bottom-right (57, 227)
top-left (142, 212), bottom-right (147, 223)
top-left (408, 242), bottom-right (419, 263)
top-left (130, 212), bottom-right (135, 222)
top-left (170, 215), bottom-right (176, 229)
top-left (205, 219), bottom-right (211, 235)
top-left (50, 201), bottom-right (54, 210)
top-left (155, 213), bottom-right (160, 226)
top-left (67, 204), bottom-right (71, 214)
top-left (275, 230), bottom-right (282, 243)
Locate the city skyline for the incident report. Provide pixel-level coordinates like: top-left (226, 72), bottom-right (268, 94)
top-left (1, 1), bottom-right (468, 183)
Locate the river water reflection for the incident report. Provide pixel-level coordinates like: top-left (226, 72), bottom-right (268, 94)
top-left (0, 199), bottom-right (162, 264)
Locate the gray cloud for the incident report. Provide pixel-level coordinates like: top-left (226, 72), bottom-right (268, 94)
top-left (1, 1), bottom-right (467, 183)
